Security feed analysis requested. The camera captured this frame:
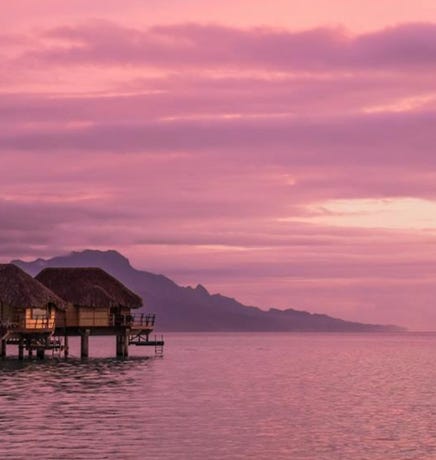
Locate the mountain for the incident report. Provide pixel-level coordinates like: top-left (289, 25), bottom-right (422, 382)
top-left (12, 250), bottom-right (404, 332)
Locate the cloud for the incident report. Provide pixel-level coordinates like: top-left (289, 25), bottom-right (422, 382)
top-left (2, 110), bottom-right (436, 171)
top-left (17, 21), bottom-right (436, 71)
top-left (4, 20), bottom-right (436, 328)
top-left (2, 147), bottom-right (436, 329)
top-left (1, 71), bottom-right (435, 124)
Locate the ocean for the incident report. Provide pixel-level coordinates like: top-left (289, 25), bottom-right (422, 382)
top-left (0, 332), bottom-right (435, 459)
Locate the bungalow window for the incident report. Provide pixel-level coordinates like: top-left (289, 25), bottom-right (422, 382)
top-left (31, 308), bottom-right (48, 319)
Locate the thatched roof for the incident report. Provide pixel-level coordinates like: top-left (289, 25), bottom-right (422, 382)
top-left (36, 267), bottom-right (143, 309)
top-left (0, 264), bottom-right (66, 310)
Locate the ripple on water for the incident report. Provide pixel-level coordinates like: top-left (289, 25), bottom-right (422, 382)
top-left (1, 334), bottom-right (436, 459)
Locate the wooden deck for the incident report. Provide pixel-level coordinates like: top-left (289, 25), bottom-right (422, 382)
top-left (0, 313), bottom-right (164, 360)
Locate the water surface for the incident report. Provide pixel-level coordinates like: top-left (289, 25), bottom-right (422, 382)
top-left (1, 333), bottom-right (436, 459)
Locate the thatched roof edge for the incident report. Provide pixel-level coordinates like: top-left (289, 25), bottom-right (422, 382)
top-left (35, 267), bottom-right (143, 309)
top-left (0, 264), bottom-right (66, 310)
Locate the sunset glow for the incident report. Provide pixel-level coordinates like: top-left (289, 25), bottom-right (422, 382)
top-left (3, 1), bottom-right (436, 329)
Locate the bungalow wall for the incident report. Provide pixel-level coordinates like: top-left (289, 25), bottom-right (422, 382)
top-left (55, 306), bottom-right (135, 328)
top-left (1, 304), bottom-right (55, 330)
top-left (78, 307), bottom-right (110, 327)
top-left (56, 306), bottom-right (111, 328)
top-left (0, 303), bottom-right (15, 323)
top-left (55, 305), bottom-right (78, 328)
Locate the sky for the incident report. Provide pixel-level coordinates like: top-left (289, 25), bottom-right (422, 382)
top-left (3, 1), bottom-right (436, 329)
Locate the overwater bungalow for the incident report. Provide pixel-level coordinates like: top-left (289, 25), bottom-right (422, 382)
top-left (35, 267), bottom-right (161, 357)
top-left (0, 264), bottom-right (66, 358)
top-left (36, 267), bottom-right (142, 329)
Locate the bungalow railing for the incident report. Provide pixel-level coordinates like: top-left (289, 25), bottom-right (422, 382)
top-left (26, 315), bottom-right (55, 330)
top-left (0, 321), bottom-right (18, 340)
top-left (0, 320), bottom-right (19, 330)
top-left (132, 313), bottom-right (155, 328)
top-left (111, 313), bottom-right (155, 328)
top-left (0, 316), bottom-right (54, 331)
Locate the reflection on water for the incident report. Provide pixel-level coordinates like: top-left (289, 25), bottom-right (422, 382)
top-left (0, 337), bottom-right (162, 460)
top-left (1, 333), bottom-right (436, 459)
top-left (0, 356), bottom-right (157, 459)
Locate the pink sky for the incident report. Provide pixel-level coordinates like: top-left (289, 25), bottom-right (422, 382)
top-left (2, 1), bottom-right (436, 329)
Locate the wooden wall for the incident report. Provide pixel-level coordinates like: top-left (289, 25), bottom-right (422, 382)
top-left (55, 306), bottom-right (78, 328)
top-left (2, 305), bottom-right (132, 329)
top-left (78, 307), bottom-right (110, 327)
top-left (55, 306), bottom-right (135, 328)
top-left (0, 304), bottom-right (15, 322)
top-left (56, 306), bottom-right (111, 328)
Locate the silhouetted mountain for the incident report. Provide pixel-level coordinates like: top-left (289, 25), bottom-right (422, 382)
top-left (12, 250), bottom-right (404, 332)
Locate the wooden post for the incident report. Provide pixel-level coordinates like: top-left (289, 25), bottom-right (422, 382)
top-left (116, 332), bottom-right (123, 358)
top-left (64, 334), bottom-right (69, 359)
top-left (116, 330), bottom-right (129, 358)
top-left (26, 338), bottom-right (32, 358)
top-left (18, 338), bottom-right (24, 360)
top-left (123, 329), bottom-right (129, 358)
top-left (64, 312), bottom-right (69, 359)
top-left (1, 339), bottom-right (6, 359)
top-left (36, 348), bottom-right (45, 360)
top-left (81, 329), bottom-right (90, 358)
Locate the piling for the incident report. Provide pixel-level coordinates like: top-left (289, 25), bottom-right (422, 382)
top-left (116, 330), bottom-right (129, 358)
top-left (64, 334), bottom-right (69, 359)
top-left (81, 329), bottom-right (90, 358)
top-left (18, 338), bottom-right (24, 360)
top-left (37, 348), bottom-right (45, 360)
top-left (124, 330), bottom-right (129, 357)
top-left (1, 339), bottom-right (6, 359)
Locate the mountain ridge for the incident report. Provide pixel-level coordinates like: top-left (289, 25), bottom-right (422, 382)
top-left (12, 249), bottom-right (404, 332)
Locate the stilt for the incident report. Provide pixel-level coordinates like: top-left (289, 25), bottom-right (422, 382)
top-left (18, 338), bottom-right (24, 360)
top-left (26, 338), bottom-right (33, 358)
top-left (123, 329), bottom-right (129, 358)
top-left (81, 330), bottom-right (90, 358)
top-left (116, 330), bottom-right (129, 358)
top-left (1, 339), bottom-right (6, 359)
top-left (64, 334), bottom-right (69, 359)
top-left (36, 348), bottom-right (45, 360)
top-left (116, 333), bottom-right (122, 358)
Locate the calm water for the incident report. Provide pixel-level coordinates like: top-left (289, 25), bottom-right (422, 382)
top-left (1, 333), bottom-right (436, 459)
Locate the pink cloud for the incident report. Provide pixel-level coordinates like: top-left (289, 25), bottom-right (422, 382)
top-left (3, 18), bottom-right (436, 329)
top-left (2, 111), bottom-right (436, 178)
top-left (16, 22), bottom-right (436, 71)
top-left (1, 72), bottom-right (434, 123)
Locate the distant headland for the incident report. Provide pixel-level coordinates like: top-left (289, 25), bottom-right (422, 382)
top-left (13, 250), bottom-right (405, 333)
